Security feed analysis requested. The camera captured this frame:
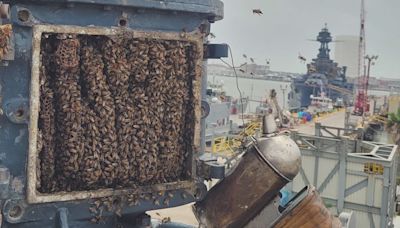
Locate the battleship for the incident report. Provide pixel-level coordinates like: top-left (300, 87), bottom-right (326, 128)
top-left (291, 26), bottom-right (354, 108)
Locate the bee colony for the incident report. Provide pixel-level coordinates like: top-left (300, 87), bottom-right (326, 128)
top-left (0, 24), bottom-right (12, 60)
top-left (36, 32), bottom-right (200, 194)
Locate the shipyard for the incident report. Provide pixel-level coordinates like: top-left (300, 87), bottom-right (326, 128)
top-left (0, 0), bottom-right (399, 228)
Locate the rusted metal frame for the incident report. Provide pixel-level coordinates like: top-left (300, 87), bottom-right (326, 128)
top-left (317, 161), bottom-right (340, 194)
top-left (27, 24), bottom-right (204, 204)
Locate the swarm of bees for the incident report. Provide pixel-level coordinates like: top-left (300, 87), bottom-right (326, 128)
top-left (0, 24), bottom-right (12, 60)
top-left (38, 33), bottom-right (198, 193)
top-left (88, 189), bottom-right (177, 223)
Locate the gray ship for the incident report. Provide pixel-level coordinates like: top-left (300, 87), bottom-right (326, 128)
top-left (205, 82), bottom-right (248, 142)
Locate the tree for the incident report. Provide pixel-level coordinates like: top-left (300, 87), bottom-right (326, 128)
top-left (387, 108), bottom-right (400, 145)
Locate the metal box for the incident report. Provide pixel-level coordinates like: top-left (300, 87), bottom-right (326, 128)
top-left (289, 130), bottom-right (398, 228)
top-left (28, 24), bottom-right (203, 203)
top-left (0, 0), bottom-right (223, 227)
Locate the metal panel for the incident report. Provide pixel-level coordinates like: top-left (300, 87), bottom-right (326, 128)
top-left (374, 178), bottom-right (383, 208)
top-left (345, 174), bottom-right (367, 205)
top-left (348, 210), bottom-right (379, 228)
top-left (303, 156), bottom-right (316, 182)
top-left (289, 130), bottom-right (398, 228)
top-left (0, 0), bottom-right (223, 227)
top-left (316, 158), bottom-right (339, 199)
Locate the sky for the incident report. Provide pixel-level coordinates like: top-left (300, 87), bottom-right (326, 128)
top-left (210, 0), bottom-right (400, 79)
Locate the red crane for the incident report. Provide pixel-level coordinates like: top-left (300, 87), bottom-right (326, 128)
top-left (353, 0), bottom-right (367, 115)
top-left (353, 0), bottom-right (379, 116)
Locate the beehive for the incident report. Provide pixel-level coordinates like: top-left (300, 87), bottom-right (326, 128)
top-left (28, 25), bottom-right (203, 203)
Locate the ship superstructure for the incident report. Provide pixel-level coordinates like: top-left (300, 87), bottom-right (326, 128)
top-left (293, 26), bottom-right (354, 108)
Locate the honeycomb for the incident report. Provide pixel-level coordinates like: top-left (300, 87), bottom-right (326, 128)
top-left (0, 24), bottom-right (12, 60)
top-left (37, 33), bottom-right (198, 193)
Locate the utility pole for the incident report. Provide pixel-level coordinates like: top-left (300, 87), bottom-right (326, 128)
top-left (363, 54), bottom-right (378, 116)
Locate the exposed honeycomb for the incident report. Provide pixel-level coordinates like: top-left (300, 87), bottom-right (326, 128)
top-left (0, 24), bottom-right (12, 60)
top-left (37, 33), bottom-right (198, 193)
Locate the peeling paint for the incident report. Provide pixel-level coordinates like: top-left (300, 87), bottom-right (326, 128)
top-left (0, 24), bottom-right (12, 60)
top-left (11, 177), bottom-right (24, 194)
top-left (14, 129), bottom-right (26, 144)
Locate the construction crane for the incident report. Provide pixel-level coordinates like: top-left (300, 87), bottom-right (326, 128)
top-left (353, 0), bottom-right (378, 116)
top-left (353, 0), bottom-right (367, 115)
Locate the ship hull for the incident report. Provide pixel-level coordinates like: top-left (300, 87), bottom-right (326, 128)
top-left (294, 81), bottom-right (353, 108)
top-left (205, 102), bottom-right (231, 142)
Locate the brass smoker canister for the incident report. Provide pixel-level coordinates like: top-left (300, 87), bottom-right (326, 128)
top-left (194, 135), bottom-right (301, 228)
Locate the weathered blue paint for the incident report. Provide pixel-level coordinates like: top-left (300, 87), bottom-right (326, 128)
top-left (0, 0), bottom-right (223, 227)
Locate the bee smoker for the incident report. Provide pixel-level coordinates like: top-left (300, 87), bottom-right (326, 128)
top-left (272, 186), bottom-right (343, 228)
top-left (193, 114), bottom-right (301, 228)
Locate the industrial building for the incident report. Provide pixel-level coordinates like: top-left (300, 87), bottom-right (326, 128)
top-left (334, 35), bottom-right (359, 78)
